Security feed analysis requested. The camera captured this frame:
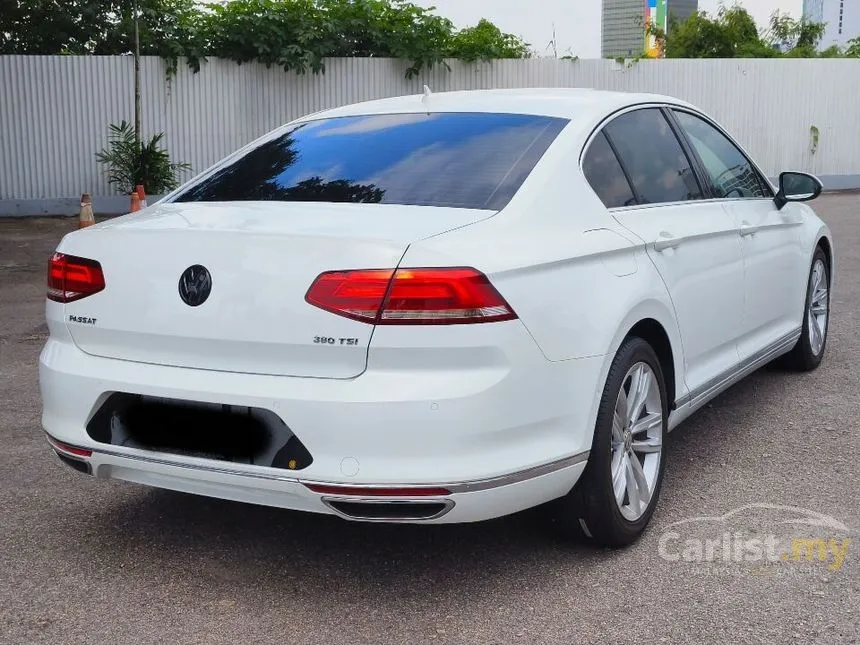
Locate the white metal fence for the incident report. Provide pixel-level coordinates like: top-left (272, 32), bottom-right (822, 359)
top-left (2, 56), bottom-right (859, 214)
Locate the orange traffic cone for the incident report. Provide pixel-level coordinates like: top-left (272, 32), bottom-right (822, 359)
top-left (136, 184), bottom-right (147, 209)
top-left (79, 193), bottom-right (95, 228)
top-left (130, 190), bottom-right (141, 213)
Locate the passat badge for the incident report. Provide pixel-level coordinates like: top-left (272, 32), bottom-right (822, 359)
top-left (178, 265), bottom-right (212, 307)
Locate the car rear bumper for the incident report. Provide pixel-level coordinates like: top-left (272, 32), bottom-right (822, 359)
top-left (47, 433), bottom-right (588, 523)
top-left (39, 335), bottom-right (605, 523)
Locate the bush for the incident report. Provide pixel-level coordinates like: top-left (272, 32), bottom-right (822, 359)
top-left (95, 121), bottom-right (191, 195)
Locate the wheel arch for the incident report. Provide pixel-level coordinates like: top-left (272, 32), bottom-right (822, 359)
top-left (605, 301), bottom-right (686, 411)
top-left (807, 223), bottom-right (834, 297)
top-left (626, 319), bottom-right (677, 411)
top-left (816, 233), bottom-right (833, 279)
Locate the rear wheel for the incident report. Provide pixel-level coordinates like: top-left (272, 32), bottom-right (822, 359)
top-left (553, 337), bottom-right (667, 547)
top-left (781, 247), bottom-right (830, 371)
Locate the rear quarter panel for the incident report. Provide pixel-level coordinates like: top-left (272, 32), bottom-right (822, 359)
top-left (402, 125), bottom-right (687, 403)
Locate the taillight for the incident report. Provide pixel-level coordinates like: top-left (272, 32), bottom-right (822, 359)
top-left (305, 267), bottom-right (517, 325)
top-left (47, 252), bottom-right (105, 303)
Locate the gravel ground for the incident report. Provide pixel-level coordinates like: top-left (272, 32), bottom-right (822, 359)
top-left (1, 196), bottom-right (858, 645)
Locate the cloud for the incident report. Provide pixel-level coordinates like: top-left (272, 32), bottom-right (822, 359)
top-left (364, 122), bottom-right (552, 208)
top-left (313, 113), bottom-right (440, 137)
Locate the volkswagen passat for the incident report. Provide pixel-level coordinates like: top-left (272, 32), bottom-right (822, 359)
top-left (40, 89), bottom-right (833, 546)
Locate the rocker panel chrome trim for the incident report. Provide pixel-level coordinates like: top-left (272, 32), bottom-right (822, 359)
top-left (674, 328), bottom-right (801, 410)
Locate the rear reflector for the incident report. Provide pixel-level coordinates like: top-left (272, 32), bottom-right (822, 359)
top-left (305, 484), bottom-right (451, 497)
top-left (46, 435), bottom-right (93, 458)
top-left (47, 252), bottom-right (105, 303)
top-left (305, 267), bottom-right (516, 325)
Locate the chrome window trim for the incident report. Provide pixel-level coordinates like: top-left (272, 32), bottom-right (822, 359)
top-left (579, 103), bottom-right (706, 207)
top-left (669, 106), bottom-right (776, 199)
top-left (580, 102), bottom-right (777, 208)
top-left (606, 196), bottom-right (777, 214)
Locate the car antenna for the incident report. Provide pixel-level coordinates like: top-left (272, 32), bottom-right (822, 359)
top-left (422, 84), bottom-right (432, 105)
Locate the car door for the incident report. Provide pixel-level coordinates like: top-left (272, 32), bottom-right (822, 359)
top-left (596, 107), bottom-right (745, 399)
top-left (670, 109), bottom-right (808, 362)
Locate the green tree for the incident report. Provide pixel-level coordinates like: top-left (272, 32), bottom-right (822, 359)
top-left (447, 18), bottom-right (531, 62)
top-left (0, 0), bottom-right (106, 53)
top-left (660, 6), bottom-right (775, 58)
top-left (199, 0), bottom-right (331, 73)
top-left (0, 0), bottom-right (530, 77)
top-left (721, 6), bottom-right (775, 56)
top-left (764, 11), bottom-right (826, 56)
top-left (0, 0), bottom-right (199, 55)
top-left (321, 0), bottom-right (456, 75)
top-left (652, 4), bottom-right (831, 59)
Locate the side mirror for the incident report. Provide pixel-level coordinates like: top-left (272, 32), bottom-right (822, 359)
top-left (774, 171), bottom-right (823, 210)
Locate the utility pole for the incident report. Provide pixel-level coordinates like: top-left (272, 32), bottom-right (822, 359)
top-left (133, 0), bottom-right (141, 150)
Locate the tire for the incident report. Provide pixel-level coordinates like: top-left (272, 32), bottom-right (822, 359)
top-left (553, 337), bottom-right (668, 548)
top-left (780, 247), bottom-right (830, 372)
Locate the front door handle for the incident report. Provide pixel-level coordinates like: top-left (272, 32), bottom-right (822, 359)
top-left (654, 232), bottom-right (681, 252)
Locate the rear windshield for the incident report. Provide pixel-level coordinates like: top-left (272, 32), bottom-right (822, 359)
top-left (173, 112), bottom-right (568, 210)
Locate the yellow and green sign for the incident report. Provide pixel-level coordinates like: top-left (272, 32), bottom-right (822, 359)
top-left (645, 0), bottom-right (668, 58)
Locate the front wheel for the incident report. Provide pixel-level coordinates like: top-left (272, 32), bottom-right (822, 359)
top-left (553, 337), bottom-right (668, 547)
top-left (781, 247), bottom-right (830, 371)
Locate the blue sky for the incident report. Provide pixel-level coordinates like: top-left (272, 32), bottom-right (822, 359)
top-left (414, 0), bottom-right (802, 58)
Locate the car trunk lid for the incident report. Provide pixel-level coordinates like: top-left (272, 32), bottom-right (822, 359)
top-left (58, 201), bottom-right (491, 378)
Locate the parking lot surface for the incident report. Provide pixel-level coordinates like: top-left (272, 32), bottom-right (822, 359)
top-left (2, 195), bottom-right (858, 645)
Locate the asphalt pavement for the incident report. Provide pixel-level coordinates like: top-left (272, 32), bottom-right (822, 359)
top-left (1, 195), bottom-right (858, 644)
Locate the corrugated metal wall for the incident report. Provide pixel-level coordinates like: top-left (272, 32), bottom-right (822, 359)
top-left (2, 56), bottom-right (859, 202)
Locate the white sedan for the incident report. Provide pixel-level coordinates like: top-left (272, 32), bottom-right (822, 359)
top-left (40, 89), bottom-right (832, 546)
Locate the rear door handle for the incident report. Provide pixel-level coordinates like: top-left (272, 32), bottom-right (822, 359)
top-left (653, 232), bottom-right (681, 252)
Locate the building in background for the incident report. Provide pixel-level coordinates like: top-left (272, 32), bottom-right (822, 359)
top-left (803, 0), bottom-right (824, 22)
top-left (602, 0), bottom-right (698, 58)
top-left (804, 0), bottom-right (859, 49)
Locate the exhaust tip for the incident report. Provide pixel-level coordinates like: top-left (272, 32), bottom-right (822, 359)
top-left (325, 499), bottom-right (453, 521)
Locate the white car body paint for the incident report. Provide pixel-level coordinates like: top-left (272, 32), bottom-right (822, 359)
top-left (40, 89), bottom-right (833, 524)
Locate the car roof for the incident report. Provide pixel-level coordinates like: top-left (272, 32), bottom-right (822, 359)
top-left (298, 88), bottom-right (696, 122)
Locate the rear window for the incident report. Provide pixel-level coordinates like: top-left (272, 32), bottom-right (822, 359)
top-left (173, 112), bottom-right (568, 210)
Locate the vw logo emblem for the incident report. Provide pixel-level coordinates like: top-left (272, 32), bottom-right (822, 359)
top-left (178, 265), bottom-right (212, 307)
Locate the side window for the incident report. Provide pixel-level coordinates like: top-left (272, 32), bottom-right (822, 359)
top-left (583, 132), bottom-right (637, 208)
top-left (673, 110), bottom-right (770, 199)
top-left (604, 109), bottom-right (703, 205)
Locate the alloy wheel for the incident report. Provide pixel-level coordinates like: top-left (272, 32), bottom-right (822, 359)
top-left (610, 362), bottom-right (664, 522)
top-left (808, 258), bottom-right (829, 357)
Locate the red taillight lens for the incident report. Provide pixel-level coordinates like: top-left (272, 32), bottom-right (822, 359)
top-left (304, 269), bottom-right (394, 323)
top-left (47, 253), bottom-right (105, 303)
top-left (305, 267), bottom-right (517, 325)
top-left (380, 268), bottom-right (516, 324)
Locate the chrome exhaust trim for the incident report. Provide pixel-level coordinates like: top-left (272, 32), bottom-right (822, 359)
top-left (321, 497), bottom-right (455, 522)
